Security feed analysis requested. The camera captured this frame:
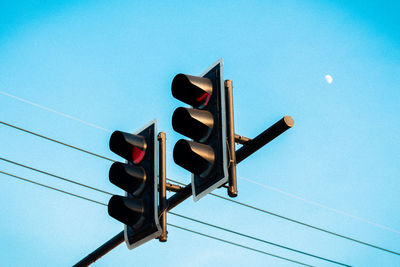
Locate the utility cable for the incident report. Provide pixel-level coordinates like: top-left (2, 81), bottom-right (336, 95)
top-left (167, 223), bottom-right (312, 266)
top-left (1, 120), bottom-right (398, 256)
top-left (1, 169), bottom-right (312, 267)
top-left (0, 160), bottom-right (347, 265)
top-left (210, 191), bottom-right (400, 256)
top-left (0, 170), bottom-right (107, 206)
top-left (0, 163), bottom-right (350, 265)
top-left (167, 178), bottom-right (400, 257)
top-left (0, 157), bottom-right (113, 196)
top-left (0, 121), bottom-right (115, 162)
top-left (169, 211), bottom-right (350, 266)
top-left (3, 90), bottom-right (398, 237)
top-left (238, 175), bottom-right (400, 235)
top-left (0, 91), bottom-right (112, 133)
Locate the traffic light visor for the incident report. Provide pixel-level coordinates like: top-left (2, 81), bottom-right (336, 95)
top-left (109, 162), bottom-right (146, 196)
top-left (172, 74), bottom-right (212, 108)
top-left (110, 131), bottom-right (147, 163)
top-left (172, 107), bottom-right (214, 142)
top-left (173, 139), bottom-right (215, 178)
top-left (108, 195), bottom-right (145, 229)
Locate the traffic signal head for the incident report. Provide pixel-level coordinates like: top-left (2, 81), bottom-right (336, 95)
top-left (107, 120), bottom-right (161, 249)
top-left (171, 59), bottom-right (229, 201)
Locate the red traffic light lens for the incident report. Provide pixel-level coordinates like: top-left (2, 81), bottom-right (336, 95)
top-left (132, 146), bottom-right (145, 163)
top-left (195, 91), bottom-right (211, 108)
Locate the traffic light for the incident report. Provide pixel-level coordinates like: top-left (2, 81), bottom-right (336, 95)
top-left (107, 120), bottom-right (161, 249)
top-left (171, 59), bottom-right (229, 201)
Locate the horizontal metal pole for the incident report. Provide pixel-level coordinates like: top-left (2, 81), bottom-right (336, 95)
top-left (73, 231), bottom-right (124, 267)
top-left (236, 116), bottom-right (294, 163)
top-left (166, 183), bottom-right (193, 211)
top-left (165, 116), bottom-right (293, 210)
top-left (76, 185), bottom-right (192, 266)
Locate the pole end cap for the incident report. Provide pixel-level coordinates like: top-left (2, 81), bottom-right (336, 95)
top-left (284, 116), bottom-right (294, 127)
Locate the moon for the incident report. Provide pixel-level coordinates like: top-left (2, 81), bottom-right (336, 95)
top-left (325, 74), bottom-right (333, 84)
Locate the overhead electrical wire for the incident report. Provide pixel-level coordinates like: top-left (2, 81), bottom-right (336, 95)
top-left (0, 170), bottom-right (107, 206)
top-left (238, 176), bottom-right (400, 235)
top-left (167, 223), bottom-right (312, 267)
top-left (0, 157), bottom-right (352, 265)
top-left (2, 110), bottom-right (398, 238)
top-left (0, 158), bottom-right (351, 265)
top-left (167, 148), bottom-right (400, 236)
top-left (0, 157), bottom-right (113, 196)
top-left (1, 120), bottom-right (399, 256)
top-left (3, 90), bottom-right (399, 236)
top-left (168, 212), bottom-right (350, 266)
top-left (167, 178), bottom-right (400, 257)
top-left (0, 121), bottom-right (115, 162)
top-left (0, 170), bottom-right (312, 267)
top-left (0, 91), bottom-right (112, 133)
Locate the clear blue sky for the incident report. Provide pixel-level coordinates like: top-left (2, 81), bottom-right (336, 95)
top-left (1, 0), bottom-right (399, 266)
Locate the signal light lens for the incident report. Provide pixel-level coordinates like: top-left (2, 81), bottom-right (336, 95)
top-left (195, 91), bottom-right (211, 108)
top-left (132, 146), bottom-right (145, 163)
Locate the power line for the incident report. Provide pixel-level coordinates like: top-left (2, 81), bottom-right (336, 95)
top-left (0, 170), bottom-right (107, 206)
top-left (4, 90), bottom-right (398, 237)
top-left (169, 211), bottom-right (350, 266)
top-left (239, 175), bottom-right (400, 235)
top-left (211, 192), bottom-right (400, 256)
top-left (167, 178), bottom-right (400, 257)
top-left (167, 152), bottom-right (400, 237)
top-left (1, 170), bottom-right (312, 267)
top-left (0, 121), bottom-right (115, 162)
top-left (0, 91), bottom-right (112, 133)
top-left (2, 155), bottom-right (324, 263)
top-left (0, 158), bottom-right (349, 265)
top-left (2, 120), bottom-right (398, 256)
top-left (0, 159), bottom-right (351, 265)
top-left (1, 157), bottom-right (113, 196)
top-left (167, 151), bottom-right (399, 237)
top-left (3, 90), bottom-right (399, 237)
top-left (167, 223), bottom-right (312, 266)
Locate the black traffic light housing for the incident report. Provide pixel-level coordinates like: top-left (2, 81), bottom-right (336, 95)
top-left (172, 59), bottom-right (229, 201)
top-left (107, 120), bottom-right (161, 249)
